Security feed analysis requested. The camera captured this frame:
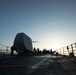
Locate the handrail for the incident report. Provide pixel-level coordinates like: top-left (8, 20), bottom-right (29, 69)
top-left (57, 42), bottom-right (76, 56)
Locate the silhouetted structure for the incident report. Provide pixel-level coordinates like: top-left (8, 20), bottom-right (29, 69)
top-left (43, 49), bottom-right (49, 54)
top-left (50, 49), bottom-right (56, 55)
top-left (11, 33), bottom-right (33, 55)
top-left (34, 47), bottom-right (36, 52)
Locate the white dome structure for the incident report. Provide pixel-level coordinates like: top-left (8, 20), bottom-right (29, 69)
top-left (11, 33), bottom-right (33, 55)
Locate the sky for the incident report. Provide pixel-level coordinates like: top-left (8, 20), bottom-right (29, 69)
top-left (0, 0), bottom-right (76, 50)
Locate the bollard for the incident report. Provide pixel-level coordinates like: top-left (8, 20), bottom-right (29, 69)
top-left (67, 46), bottom-right (69, 55)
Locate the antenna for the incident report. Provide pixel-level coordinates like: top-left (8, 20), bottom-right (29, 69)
top-left (32, 41), bottom-right (38, 43)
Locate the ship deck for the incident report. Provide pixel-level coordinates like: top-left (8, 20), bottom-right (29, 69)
top-left (0, 54), bottom-right (76, 75)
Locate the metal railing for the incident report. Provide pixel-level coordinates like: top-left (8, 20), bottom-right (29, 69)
top-left (0, 44), bottom-right (11, 55)
top-left (57, 42), bottom-right (76, 56)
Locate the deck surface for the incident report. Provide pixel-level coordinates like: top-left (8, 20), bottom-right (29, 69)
top-left (0, 54), bottom-right (76, 75)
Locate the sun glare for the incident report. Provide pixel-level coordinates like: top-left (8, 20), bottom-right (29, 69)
top-left (51, 42), bottom-right (61, 50)
top-left (46, 38), bottom-right (64, 50)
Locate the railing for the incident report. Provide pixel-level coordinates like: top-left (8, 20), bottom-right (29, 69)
top-left (0, 44), bottom-right (11, 55)
top-left (57, 42), bottom-right (76, 56)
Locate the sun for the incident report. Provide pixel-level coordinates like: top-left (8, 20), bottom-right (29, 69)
top-left (51, 42), bottom-right (61, 50)
top-left (47, 37), bottom-right (65, 50)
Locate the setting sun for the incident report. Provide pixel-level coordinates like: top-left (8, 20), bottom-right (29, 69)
top-left (50, 38), bottom-right (65, 50)
top-left (51, 42), bottom-right (62, 50)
